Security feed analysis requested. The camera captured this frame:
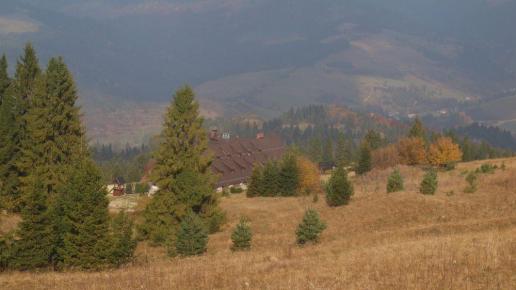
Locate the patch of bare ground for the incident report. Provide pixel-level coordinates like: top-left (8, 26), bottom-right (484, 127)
top-left (1, 158), bottom-right (515, 289)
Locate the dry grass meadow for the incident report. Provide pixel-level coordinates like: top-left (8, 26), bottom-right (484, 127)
top-left (1, 158), bottom-right (515, 289)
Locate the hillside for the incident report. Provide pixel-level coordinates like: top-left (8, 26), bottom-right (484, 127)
top-left (2, 157), bottom-right (515, 289)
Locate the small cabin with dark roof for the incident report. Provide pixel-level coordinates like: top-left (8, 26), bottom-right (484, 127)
top-left (112, 176), bottom-right (126, 196)
top-left (208, 131), bottom-right (285, 188)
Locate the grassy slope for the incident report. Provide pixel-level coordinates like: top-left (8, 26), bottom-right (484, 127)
top-left (1, 158), bottom-right (515, 289)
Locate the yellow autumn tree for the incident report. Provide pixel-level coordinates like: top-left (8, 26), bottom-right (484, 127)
top-left (297, 156), bottom-right (322, 195)
top-left (427, 137), bottom-right (463, 167)
top-left (397, 137), bottom-right (427, 166)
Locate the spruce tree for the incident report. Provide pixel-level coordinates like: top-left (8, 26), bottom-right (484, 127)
top-left (246, 166), bottom-right (263, 197)
top-left (335, 132), bottom-right (351, 167)
top-left (386, 169), bottom-right (404, 193)
top-left (0, 44), bottom-right (41, 211)
top-left (364, 130), bottom-right (384, 150)
top-left (420, 169), bottom-right (438, 195)
top-left (142, 86), bottom-right (223, 245)
top-left (13, 43), bottom-right (40, 104)
top-left (325, 166), bottom-right (353, 207)
top-left (231, 217), bottom-right (252, 251)
top-left (0, 233), bottom-right (13, 271)
top-left (322, 139), bottom-right (334, 164)
top-left (278, 154), bottom-right (300, 196)
top-left (0, 54), bottom-right (10, 99)
top-left (58, 160), bottom-right (112, 270)
top-left (296, 209), bottom-right (326, 245)
top-left (108, 211), bottom-right (136, 267)
top-left (18, 57), bottom-right (87, 198)
top-left (261, 161), bottom-right (281, 196)
top-left (356, 142), bottom-right (372, 175)
top-left (10, 177), bottom-right (54, 270)
top-left (408, 117), bottom-right (427, 141)
top-left (174, 213), bottom-right (208, 257)
top-left (151, 85), bottom-right (212, 191)
top-left (0, 93), bottom-right (21, 210)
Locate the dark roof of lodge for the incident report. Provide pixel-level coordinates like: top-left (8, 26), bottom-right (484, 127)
top-left (209, 134), bottom-right (285, 187)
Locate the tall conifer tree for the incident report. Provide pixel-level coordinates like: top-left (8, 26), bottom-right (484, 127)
top-left (2, 44), bottom-right (41, 211)
top-left (408, 117), bottom-right (427, 141)
top-left (356, 142), bottom-right (372, 175)
top-left (10, 177), bottom-right (54, 270)
top-left (17, 57), bottom-right (87, 197)
top-left (0, 54), bottom-right (10, 99)
top-left (58, 160), bottom-right (112, 270)
top-left (141, 85), bottom-right (223, 245)
top-left (0, 92), bottom-right (20, 210)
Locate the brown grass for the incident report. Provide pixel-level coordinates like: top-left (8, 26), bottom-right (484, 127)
top-left (1, 158), bottom-right (515, 289)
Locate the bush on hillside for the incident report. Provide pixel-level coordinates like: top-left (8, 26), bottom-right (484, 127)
top-left (296, 209), bottom-right (326, 245)
top-left (325, 166), bottom-right (353, 207)
top-left (477, 163), bottom-right (496, 174)
top-left (231, 217), bottom-right (252, 251)
top-left (386, 169), bottom-right (404, 193)
top-left (420, 169), bottom-right (438, 195)
top-left (464, 172), bottom-right (478, 193)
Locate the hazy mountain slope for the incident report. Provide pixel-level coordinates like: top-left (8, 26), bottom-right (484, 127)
top-left (2, 0), bottom-right (516, 142)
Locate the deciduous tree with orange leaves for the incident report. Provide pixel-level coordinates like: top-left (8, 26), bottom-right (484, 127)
top-left (397, 137), bottom-right (427, 166)
top-left (427, 137), bottom-right (462, 167)
top-left (372, 144), bottom-right (401, 169)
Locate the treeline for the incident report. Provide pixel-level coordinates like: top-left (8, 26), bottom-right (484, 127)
top-left (247, 154), bottom-right (300, 197)
top-left (0, 45), bottom-right (135, 271)
top-left (90, 143), bottom-right (151, 184)
top-left (451, 122), bottom-right (516, 151)
top-left (368, 117), bottom-right (512, 172)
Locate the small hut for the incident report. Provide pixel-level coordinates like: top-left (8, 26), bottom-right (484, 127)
top-left (112, 177), bottom-right (126, 196)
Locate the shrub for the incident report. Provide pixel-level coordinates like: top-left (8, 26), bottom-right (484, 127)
top-left (464, 172), bottom-right (478, 193)
top-left (444, 162), bottom-right (456, 171)
top-left (230, 186), bottom-right (243, 194)
top-left (501, 162), bottom-right (506, 171)
top-left (109, 211), bottom-right (137, 267)
top-left (477, 163), bottom-right (496, 174)
top-left (231, 217), bottom-right (252, 251)
top-left (386, 169), bottom-right (404, 193)
top-left (296, 209), bottom-right (326, 245)
top-left (175, 213), bottom-right (208, 257)
top-left (206, 210), bottom-right (226, 234)
top-left (420, 169), bottom-right (438, 195)
top-left (325, 166), bottom-right (353, 207)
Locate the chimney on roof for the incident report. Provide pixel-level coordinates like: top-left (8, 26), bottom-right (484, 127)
top-left (256, 132), bottom-right (265, 140)
top-left (209, 128), bottom-right (219, 140)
